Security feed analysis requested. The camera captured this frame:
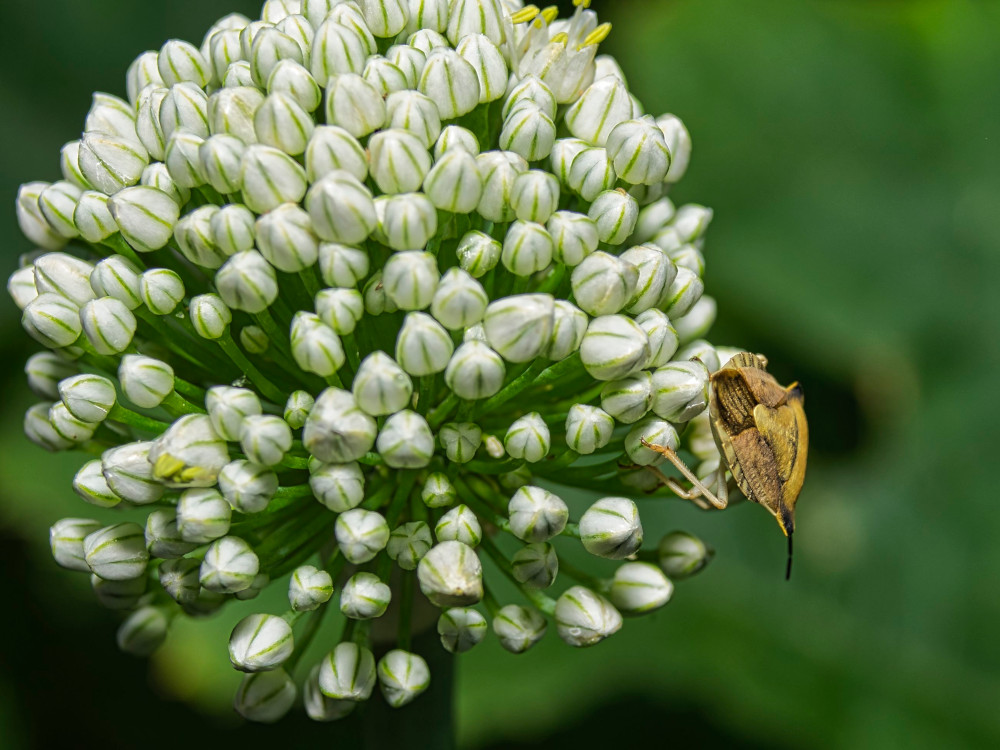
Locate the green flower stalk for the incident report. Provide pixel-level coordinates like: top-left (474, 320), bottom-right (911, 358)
top-left (12, 0), bottom-right (734, 724)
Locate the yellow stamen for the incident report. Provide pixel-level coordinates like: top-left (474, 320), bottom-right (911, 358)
top-left (154, 454), bottom-right (184, 480)
top-left (573, 0), bottom-right (593, 7)
top-left (510, 5), bottom-right (540, 24)
top-left (549, 31), bottom-right (569, 45)
top-left (541, 6), bottom-right (560, 24)
top-left (581, 22), bottom-right (612, 47)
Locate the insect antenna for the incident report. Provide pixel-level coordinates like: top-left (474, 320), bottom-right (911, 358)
top-left (785, 532), bottom-right (793, 581)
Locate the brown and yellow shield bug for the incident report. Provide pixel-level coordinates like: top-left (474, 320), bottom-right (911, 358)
top-left (643, 352), bottom-right (808, 578)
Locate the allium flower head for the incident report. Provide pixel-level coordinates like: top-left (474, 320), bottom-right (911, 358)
top-left (14, 0), bottom-right (730, 722)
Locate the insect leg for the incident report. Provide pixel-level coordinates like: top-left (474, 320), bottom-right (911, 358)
top-left (640, 440), bottom-right (728, 510)
top-left (644, 466), bottom-right (713, 509)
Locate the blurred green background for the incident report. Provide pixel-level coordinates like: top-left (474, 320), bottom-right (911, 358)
top-left (2, 0), bottom-right (999, 748)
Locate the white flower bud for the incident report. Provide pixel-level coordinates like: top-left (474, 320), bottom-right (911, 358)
top-left (93, 572), bottom-right (147, 610)
top-left (17, 182), bottom-right (67, 250)
top-left (435, 504), bottom-right (482, 547)
top-left (306, 131), bottom-right (367, 192)
top-left (207, 86), bottom-right (265, 144)
top-left (289, 564), bottom-right (334, 611)
top-left (140, 268), bottom-right (185, 315)
top-left (500, 102), bottom-right (556, 162)
top-left (565, 76), bottom-right (634, 146)
top-left (325, 73), bottom-right (386, 137)
top-left (387, 521), bottom-right (433, 570)
top-left (438, 607), bottom-right (486, 653)
top-left (504, 412), bottom-right (550, 463)
top-left (493, 604), bottom-right (546, 654)
top-left (427, 270), bottom-right (485, 332)
top-left (197, 135), bottom-right (245, 195)
top-left (135, 88), bottom-right (168, 160)
top-left (570, 251), bottom-right (638, 317)
top-left (546, 299), bottom-right (587, 361)
top-left (50, 518), bottom-right (103, 572)
top-left (276, 391), bottom-right (312, 430)
top-left (483, 293), bottom-right (554, 363)
top-left (635, 310), bottom-right (678, 369)
top-left (349, 352), bottom-right (410, 416)
top-left (60, 140), bottom-right (90, 189)
top-left (291, 312), bottom-right (346, 377)
top-left (145, 508), bottom-right (197, 558)
top-left (179, 205), bottom-right (233, 270)
top-left (661, 266), bottom-right (704, 319)
top-left (650, 360), bottom-right (710, 422)
top-left (73, 459), bottom-right (122, 508)
top-left (476, 150), bottom-right (526, 221)
top-left (610, 562), bottom-right (673, 614)
top-left (234, 670), bottom-right (297, 723)
top-left (456, 230), bottom-right (500, 277)
top-left (508, 171), bottom-right (559, 226)
top-left (255, 203), bottom-right (319, 273)
top-left (504, 75), bottom-right (556, 121)
top-left (438, 422), bottom-right (481, 463)
top-left (580, 497), bottom-right (643, 559)
top-left (512, 542), bottom-right (558, 589)
top-left (239, 144), bottom-right (307, 214)
top-left (381, 193), bottom-right (439, 252)
top-left (657, 530), bottom-right (712, 579)
top-left (117, 606), bottom-right (169, 656)
top-left (673, 296), bottom-right (716, 344)
top-left (101, 442), bottom-right (164, 504)
top-left (676, 339), bottom-right (720, 375)
top-left (656, 114), bottom-right (692, 183)
top-left (33, 252), bottom-right (95, 306)
top-left (107, 186), bottom-right (179, 253)
top-left (204, 386), bottom-right (261, 442)
top-left (159, 557), bottom-right (201, 604)
top-left (382, 251), bottom-right (438, 311)
top-left (621, 245), bottom-right (676, 315)
top-left (37, 181), bottom-right (82, 239)
top-left (423, 149), bottom-right (483, 214)
top-left (90, 255), bottom-right (142, 310)
top-left (305, 666), bottom-right (355, 722)
top-left (253, 92), bottom-right (314, 155)
top-left (580, 314), bottom-right (651, 381)
top-left (310, 20), bottom-right (369, 82)
top-left (84, 522), bottom-right (148, 580)
top-left (376, 409), bottom-right (434, 468)
top-left (601, 372), bottom-right (653, 425)
top-left (79, 297), bottom-right (136, 355)
top-left (444, 340), bottom-right (505, 400)
top-left (606, 115), bottom-right (671, 186)
top-left (78, 132), bottom-right (149, 195)
top-left (8, 266), bottom-right (38, 311)
top-left (555, 586), bottom-right (622, 647)
top-left (434, 125), bottom-right (478, 159)
top-left (238, 415), bottom-right (292, 468)
top-left (319, 642), bottom-right (376, 701)
top-left (377, 650), bottom-right (430, 708)
top-left (189, 293), bottom-right (233, 339)
top-left (215, 251), bottom-right (278, 314)
top-left (310, 461), bottom-right (365, 512)
top-left (126, 51), bottom-right (164, 104)
top-left (267, 59), bottom-right (322, 113)
top-left (239, 325), bottom-right (269, 354)
top-left (340, 572), bottom-right (391, 620)
top-left (25, 352), bottom-right (75, 399)
top-left (588, 189), bottom-right (639, 245)
top-left (150, 414), bottom-right (230, 487)
top-left (501, 220), bottom-right (553, 277)
top-left (158, 39), bottom-right (211, 87)
top-left (564, 404), bottom-right (614, 455)
top-left (381, 93), bottom-right (440, 153)
top-left (456, 33), bottom-right (507, 104)
top-left (336, 508), bottom-right (390, 564)
top-left (229, 613), bottom-right (294, 672)
top-left (177, 488), bottom-right (232, 543)
top-left (670, 203), bottom-right (713, 243)
top-left (48, 401), bottom-right (96, 444)
top-left (417, 540), bottom-right (483, 607)
top-left (545, 211), bottom-right (597, 268)
top-left (201, 535), bottom-right (260, 593)
top-left (59, 373), bottom-right (116, 423)
top-left (304, 388), bottom-right (378, 462)
top-left (395, 311), bottom-right (453, 376)
top-left (633, 197), bottom-right (677, 245)
top-left (207, 26), bottom-right (245, 83)
top-left (363, 55), bottom-right (409, 95)
top-left (568, 146), bottom-right (616, 201)
top-left (21, 293), bottom-right (80, 348)
top-left (164, 131), bottom-right (208, 188)
top-left (624, 416), bottom-right (678, 466)
top-left (306, 171), bottom-right (377, 244)
top-left (251, 27), bottom-right (305, 89)
top-left (507, 485), bottom-right (568, 543)
top-left (159, 83), bottom-right (209, 141)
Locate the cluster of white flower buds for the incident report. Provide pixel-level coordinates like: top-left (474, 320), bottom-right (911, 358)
top-left (15, 0), bottom-right (727, 723)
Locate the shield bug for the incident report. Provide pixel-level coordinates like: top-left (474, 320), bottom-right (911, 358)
top-left (642, 352), bottom-right (808, 578)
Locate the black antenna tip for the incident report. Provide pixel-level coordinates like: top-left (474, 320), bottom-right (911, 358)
top-left (785, 532), bottom-right (794, 581)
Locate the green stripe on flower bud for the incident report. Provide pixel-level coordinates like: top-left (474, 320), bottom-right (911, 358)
top-left (386, 90), bottom-right (441, 148)
top-left (565, 76), bottom-right (634, 146)
top-left (661, 266), bottom-right (705, 319)
top-left (606, 115), bottom-right (671, 186)
top-left (579, 314), bottom-right (651, 381)
top-left (395, 312), bottom-right (453, 376)
top-left (140, 268), bottom-right (185, 315)
top-left (483, 293), bottom-right (554, 363)
top-left (49, 401), bottom-right (97, 444)
top-left (79, 132), bottom-right (149, 195)
top-left (91, 255), bottom-right (142, 309)
top-left (363, 56), bottom-right (409, 96)
top-left (84, 521), bottom-right (149, 581)
top-left (80, 297), bottom-right (136, 355)
top-left (435, 504), bottom-right (482, 547)
top-left (501, 220), bottom-right (553, 277)
top-left (380, 192), bottom-right (438, 251)
top-left (319, 642), bottom-right (376, 701)
top-left (456, 230), bottom-right (501, 278)
top-left (500, 102), bottom-right (556, 162)
top-left (504, 75), bottom-right (556, 121)
top-left (352, 351), bottom-right (413, 416)
top-left (234, 670), bottom-right (297, 723)
top-left (289, 564), bottom-right (335, 611)
top-left (387, 521), bottom-right (433, 570)
top-left (547, 210), bottom-right (598, 267)
top-left (512, 542), bottom-right (558, 589)
top-left (108, 186), bottom-right (180, 252)
top-left (417, 540), bottom-right (483, 607)
top-left (102, 442), bottom-right (165, 504)
top-left (190, 293), bottom-right (233, 338)
top-left (38, 181), bottom-right (82, 239)
top-left (424, 149), bottom-right (483, 213)
top-left (239, 415), bottom-right (293, 467)
top-left (383, 251), bottom-right (439, 310)
top-left (650, 360), bottom-right (709, 422)
top-left (307, 171), bottom-right (377, 244)
top-left (438, 607), bottom-right (487, 653)
top-left (216, 250), bottom-right (279, 313)
top-left (492, 604), bottom-right (546, 654)
top-left (291, 312), bottom-right (346, 377)
top-left (568, 146), bottom-right (616, 202)
top-left (419, 48), bottom-right (479, 120)
top-left (610, 561), bottom-right (673, 614)
top-left (434, 125), bottom-right (479, 158)
top-left (430, 268), bottom-right (487, 330)
top-left (219, 460), bottom-right (279, 514)
top-left (376, 410), bottom-right (434, 468)
top-left (33, 252), bottom-right (95, 306)
top-left (588, 188), bottom-right (639, 245)
top-left (444, 341), bottom-right (505, 400)
top-left (657, 530), bottom-right (712, 579)
top-left (340, 572), bottom-right (391, 620)
top-left (206, 385), bottom-right (262, 441)
top-left (59, 373), bottom-right (116, 423)
top-left (564, 404), bottom-right (614, 455)
top-left (377, 649), bottom-right (430, 708)
top-left (24, 402), bottom-right (73, 451)
top-left (504, 412), bottom-right (550, 463)
top-left (554, 586), bottom-right (622, 647)
top-left (73, 459), bottom-right (122, 508)
top-left (421, 472), bottom-right (456, 508)
top-left (601, 372), bottom-right (653, 425)
top-left (304, 388), bottom-right (378, 462)
top-left (177, 487), bottom-right (232, 543)
top-left (673, 297), bottom-right (717, 345)
top-left (456, 33), bottom-right (508, 104)
top-left (476, 150), bottom-right (526, 222)
top-left (201, 535), bottom-right (260, 593)
top-left (336, 509), bottom-right (390, 563)
top-left (310, 460), bottom-right (365, 512)
top-left (507, 485), bottom-right (568, 542)
top-left (159, 557), bottom-right (202, 605)
top-left (145, 508), bottom-right (198, 558)
top-left (325, 73), bottom-right (387, 137)
top-left (579, 497), bottom-right (643, 559)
